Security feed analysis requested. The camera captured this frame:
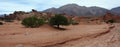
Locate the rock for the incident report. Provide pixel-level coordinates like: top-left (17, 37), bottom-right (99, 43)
top-left (16, 44), bottom-right (24, 47)
top-left (32, 9), bottom-right (37, 12)
top-left (102, 12), bottom-right (120, 22)
top-left (24, 32), bottom-right (29, 36)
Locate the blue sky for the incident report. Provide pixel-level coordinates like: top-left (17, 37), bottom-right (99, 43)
top-left (0, 0), bottom-right (120, 14)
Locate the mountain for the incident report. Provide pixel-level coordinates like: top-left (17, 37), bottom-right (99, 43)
top-left (0, 14), bottom-right (4, 17)
top-left (43, 7), bottom-right (60, 14)
top-left (111, 7), bottom-right (120, 15)
top-left (43, 4), bottom-right (108, 16)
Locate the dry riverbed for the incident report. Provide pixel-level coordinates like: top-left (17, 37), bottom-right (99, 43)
top-left (0, 22), bottom-right (118, 47)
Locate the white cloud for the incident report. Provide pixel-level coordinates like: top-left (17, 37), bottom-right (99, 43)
top-left (0, 2), bottom-right (36, 11)
top-left (0, 12), bottom-right (13, 14)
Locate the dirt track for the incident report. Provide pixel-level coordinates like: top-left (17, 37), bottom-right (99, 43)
top-left (0, 22), bottom-right (119, 47)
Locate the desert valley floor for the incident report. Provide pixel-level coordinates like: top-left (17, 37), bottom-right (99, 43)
top-left (0, 21), bottom-right (120, 47)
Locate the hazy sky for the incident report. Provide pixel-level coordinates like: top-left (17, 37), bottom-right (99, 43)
top-left (0, 0), bottom-right (120, 14)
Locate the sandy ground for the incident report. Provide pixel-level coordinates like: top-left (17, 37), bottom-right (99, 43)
top-left (51, 23), bottom-right (120, 47)
top-left (0, 21), bottom-right (119, 47)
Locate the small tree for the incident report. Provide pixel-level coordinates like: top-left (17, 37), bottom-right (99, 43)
top-left (21, 16), bottom-right (45, 28)
top-left (49, 14), bottom-right (70, 28)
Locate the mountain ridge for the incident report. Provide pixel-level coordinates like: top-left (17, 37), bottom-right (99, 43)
top-left (43, 4), bottom-right (120, 16)
top-left (110, 7), bottom-right (120, 15)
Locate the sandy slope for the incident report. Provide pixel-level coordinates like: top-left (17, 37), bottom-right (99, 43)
top-left (0, 22), bottom-right (110, 47)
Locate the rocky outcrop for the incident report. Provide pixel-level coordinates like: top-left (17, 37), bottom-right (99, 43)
top-left (102, 12), bottom-right (120, 22)
top-left (3, 9), bottom-right (54, 20)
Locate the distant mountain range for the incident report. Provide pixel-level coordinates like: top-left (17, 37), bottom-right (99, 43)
top-left (43, 4), bottom-right (120, 16)
top-left (111, 7), bottom-right (120, 15)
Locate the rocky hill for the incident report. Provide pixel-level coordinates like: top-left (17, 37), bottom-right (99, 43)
top-left (111, 7), bottom-right (120, 15)
top-left (43, 4), bottom-right (108, 16)
top-left (43, 4), bottom-right (120, 16)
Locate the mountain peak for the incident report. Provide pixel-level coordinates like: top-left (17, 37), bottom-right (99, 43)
top-left (43, 4), bottom-right (108, 16)
top-left (59, 3), bottom-right (81, 10)
top-left (60, 4), bottom-right (80, 8)
top-left (64, 3), bottom-right (79, 6)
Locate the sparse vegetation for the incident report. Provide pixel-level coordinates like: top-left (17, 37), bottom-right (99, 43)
top-left (70, 20), bottom-right (79, 25)
top-left (0, 22), bottom-right (3, 25)
top-left (4, 18), bottom-right (14, 22)
top-left (49, 14), bottom-right (70, 28)
top-left (106, 19), bottom-right (116, 23)
top-left (21, 16), bottom-right (45, 28)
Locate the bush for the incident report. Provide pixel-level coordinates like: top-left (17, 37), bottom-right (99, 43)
top-left (0, 22), bottom-right (3, 25)
top-left (4, 20), bottom-right (13, 22)
top-left (21, 16), bottom-right (45, 28)
top-left (49, 14), bottom-right (70, 28)
top-left (106, 19), bottom-right (115, 23)
top-left (4, 17), bottom-right (14, 22)
top-left (70, 20), bottom-right (79, 25)
top-left (4, 18), bottom-right (13, 22)
top-left (72, 21), bottom-right (79, 25)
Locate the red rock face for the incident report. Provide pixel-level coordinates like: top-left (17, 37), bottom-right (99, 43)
top-left (2, 10), bottom-right (120, 23)
top-left (102, 12), bottom-right (120, 22)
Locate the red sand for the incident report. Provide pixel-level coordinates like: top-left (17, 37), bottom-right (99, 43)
top-left (0, 21), bottom-right (119, 47)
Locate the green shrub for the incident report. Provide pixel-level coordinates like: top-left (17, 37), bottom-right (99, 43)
top-left (0, 22), bottom-right (3, 25)
top-left (49, 14), bottom-right (70, 28)
top-left (4, 18), bottom-right (13, 22)
top-left (37, 19), bottom-right (45, 26)
top-left (71, 20), bottom-right (79, 25)
top-left (4, 17), bottom-right (14, 22)
top-left (106, 19), bottom-right (115, 23)
top-left (4, 20), bottom-right (13, 22)
top-left (21, 16), bottom-right (45, 28)
top-left (69, 19), bottom-right (79, 25)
